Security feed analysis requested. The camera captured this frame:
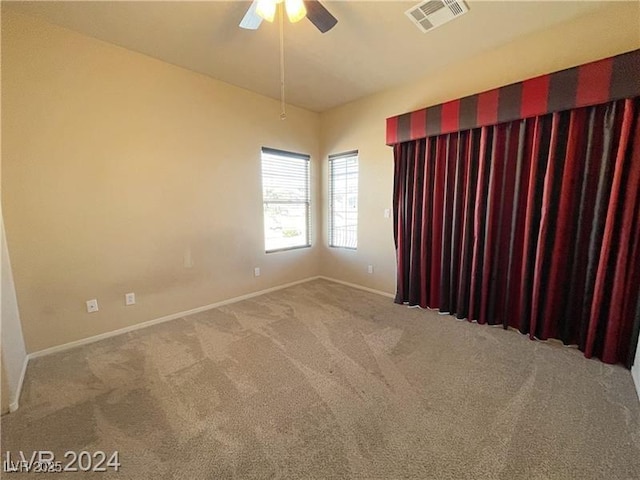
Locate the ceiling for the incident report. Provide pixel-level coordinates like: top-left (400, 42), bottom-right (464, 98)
top-left (5, 1), bottom-right (610, 112)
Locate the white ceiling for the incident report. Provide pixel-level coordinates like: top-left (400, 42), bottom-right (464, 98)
top-left (5, 1), bottom-right (610, 112)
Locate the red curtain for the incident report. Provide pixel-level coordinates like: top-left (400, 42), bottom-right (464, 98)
top-left (393, 98), bottom-right (640, 367)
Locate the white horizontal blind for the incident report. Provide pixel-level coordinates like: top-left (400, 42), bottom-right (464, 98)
top-left (329, 151), bottom-right (358, 249)
top-left (261, 147), bottom-right (311, 252)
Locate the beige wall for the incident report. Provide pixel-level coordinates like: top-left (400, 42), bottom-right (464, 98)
top-left (318, 1), bottom-right (640, 295)
top-left (2, 11), bottom-right (321, 353)
top-left (1, 7), bottom-right (29, 413)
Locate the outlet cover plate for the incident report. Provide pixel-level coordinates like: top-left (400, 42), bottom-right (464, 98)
top-left (125, 293), bottom-right (136, 306)
top-left (86, 299), bottom-right (99, 313)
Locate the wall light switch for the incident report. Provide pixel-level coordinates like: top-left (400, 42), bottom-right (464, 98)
top-left (125, 292), bottom-right (136, 306)
top-left (254, 267), bottom-right (261, 277)
top-left (367, 265), bottom-right (374, 274)
top-left (384, 208), bottom-right (391, 218)
top-left (86, 299), bottom-right (99, 313)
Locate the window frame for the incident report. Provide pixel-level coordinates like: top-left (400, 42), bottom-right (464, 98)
top-left (328, 150), bottom-right (359, 250)
top-left (261, 147), bottom-right (311, 254)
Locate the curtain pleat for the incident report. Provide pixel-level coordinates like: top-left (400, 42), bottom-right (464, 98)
top-left (469, 128), bottom-right (491, 323)
top-left (393, 98), bottom-right (640, 367)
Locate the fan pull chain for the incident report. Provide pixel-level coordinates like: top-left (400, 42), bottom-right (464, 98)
top-left (279, 3), bottom-right (286, 120)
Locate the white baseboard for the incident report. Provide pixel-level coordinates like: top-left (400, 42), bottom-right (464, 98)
top-left (4, 276), bottom-right (326, 413)
top-left (17, 273), bottom-right (640, 408)
top-left (27, 275), bottom-right (393, 362)
top-left (8, 354), bottom-right (28, 413)
top-left (28, 276), bottom-right (322, 361)
top-left (317, 276), bottom-right (395, 299)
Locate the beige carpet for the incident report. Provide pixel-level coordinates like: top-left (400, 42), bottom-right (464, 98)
top-left (2, 279), bottom-right (640, 479)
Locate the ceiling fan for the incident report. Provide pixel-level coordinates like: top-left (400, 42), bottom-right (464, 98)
top-left (240, 0), bottom-right (338, 33)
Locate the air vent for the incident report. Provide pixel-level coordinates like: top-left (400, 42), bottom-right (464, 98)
top-left (405, 0), bottom-right (469, 33)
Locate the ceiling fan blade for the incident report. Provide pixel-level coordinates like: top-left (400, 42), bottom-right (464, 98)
top-left (239, 0), bottom-right (263, 30)
top-left (304, 0), bottom-right (338, 33)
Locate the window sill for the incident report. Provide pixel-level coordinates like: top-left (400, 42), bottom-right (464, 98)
top-left (265, 244), bottom-right (312, 254)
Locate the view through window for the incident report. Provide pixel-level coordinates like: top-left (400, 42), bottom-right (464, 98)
top-left (329, 151), bottom-right (358, 249)
top-left (261, 147), bottom-right (311, 252)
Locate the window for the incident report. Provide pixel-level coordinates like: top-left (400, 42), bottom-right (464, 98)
top-left (261, 147), bottom-right (311, 252)
top-left (329, 151), bottom-right (358, 249)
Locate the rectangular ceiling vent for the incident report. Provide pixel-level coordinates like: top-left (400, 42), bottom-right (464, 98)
top-left (405, 0), bottom-right (469, 33)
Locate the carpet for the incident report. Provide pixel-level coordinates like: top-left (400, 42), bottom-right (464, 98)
top-left (2, 279), bottom-right (639, 479)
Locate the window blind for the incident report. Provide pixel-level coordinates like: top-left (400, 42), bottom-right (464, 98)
top-left (261, 147), bottom-right (311, 252)
top-left (329, 151), bottom-right (358, 249)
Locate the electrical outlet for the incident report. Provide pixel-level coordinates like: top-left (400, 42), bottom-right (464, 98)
top-left (367, 265), bottom-right (374, 274)
top-left (254, 267), bottom-right (261, 277)
top-left (86, 299), bottom-right (99, 313)
top-left (125, 292), bottom-right (136, 306)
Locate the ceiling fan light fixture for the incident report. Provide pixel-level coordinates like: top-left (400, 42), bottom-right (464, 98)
top-left (256, 0), bottom-right (276, 22)
top-left (285, 0), bottom-right (307, 23)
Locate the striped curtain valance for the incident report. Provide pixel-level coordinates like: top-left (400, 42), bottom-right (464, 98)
top-left (386, 49), bottom-right (640, 146)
